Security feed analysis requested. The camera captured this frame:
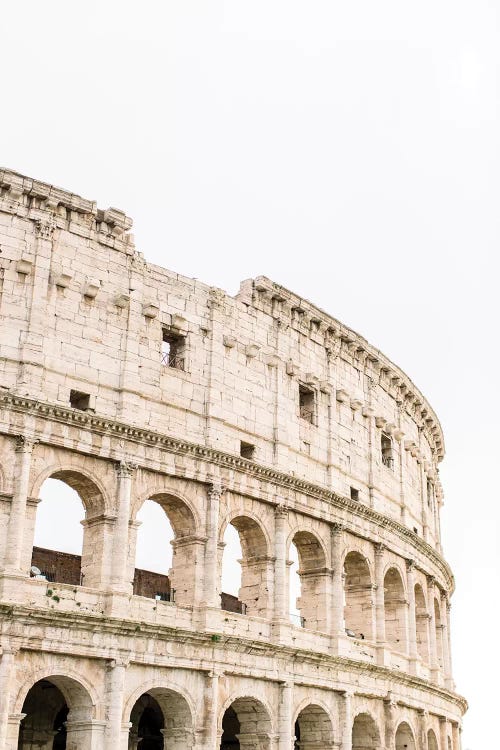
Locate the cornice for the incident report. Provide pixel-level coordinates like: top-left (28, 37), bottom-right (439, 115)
top-left (0, 168), bottom-right (133, 251)
top-left (0, 394), bottom-right (454, 591)
top-left (0, 603), bottom-right (467, 715)
top-left (238, 276), bottom-right (445, 462)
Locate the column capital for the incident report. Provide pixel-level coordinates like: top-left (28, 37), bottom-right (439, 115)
top-left (107, 655), bottom-right (130, 670)
top-left (375, 542), bottom-right (386, 556)
top-left (331, 522), bottom-right (345, 534)
top-left (15, 435), bottom-right (38, 453)
top-left (115, 460), bottom-right (138, 478)
top-left (427, 574), bottom-right (437, 588)
top-left (207, 480), bottom-right (225, 498)
top-left (406, 558), bottom-right (416, 573)
top-left (274, 503), bottom-right (289, 519)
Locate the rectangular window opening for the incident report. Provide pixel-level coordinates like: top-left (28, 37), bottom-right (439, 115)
top-left (350, 487), bottom-right (359, 501)
top-left (240, 441), bottom-right (255, 460)
top-left (161, 329), bottom-right (186, 370)
top-left (299, 384), bottom-right (315, 424)
top-left (69, 390), bottom-right (91, 411)
top-left (381, 432), bottom-right (394, 469)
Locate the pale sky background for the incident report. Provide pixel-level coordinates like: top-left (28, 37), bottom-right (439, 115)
top-left (5, 2), bottom-right (499, 747)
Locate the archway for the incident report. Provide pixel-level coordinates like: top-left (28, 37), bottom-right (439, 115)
top-left (133, 493), bottom-right (197, 607)
top-left (128, 688), bottom-right (193, 750)
top-left (427, 728), bottom-right (439, 750)
top-left (352, 712), bottom-right (380, 750)
top-left (220, 516), bottom-right (271, 618)
top-left (415, 584), bottom-right (429, 662)
top-left (395, 721), bottom-right (416, 750)
top-left (383, 567), bottom-right (408, 652)
top-left (18, 675), bottom-right (94, 750)
top-left (343, 551), bottom-right (374, 639)
top-left (294, 704), bottom-right (335, 749)
top-left (290, 531), bottom-right (327, 632)
top-left (31, 470), bottom-right (106, 588)
top-left (220, 697), bottom-right (272, 750)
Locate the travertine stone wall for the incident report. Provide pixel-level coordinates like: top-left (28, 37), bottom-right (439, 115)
top-left (0, 170), bottom-right (465, 750)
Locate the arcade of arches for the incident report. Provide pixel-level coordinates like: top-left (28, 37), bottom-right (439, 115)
top-left (25, 471), bottom-right (453, 680)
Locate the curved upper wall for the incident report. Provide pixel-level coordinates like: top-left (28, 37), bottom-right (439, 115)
top-left (0, 169), bottom-right (445, 548)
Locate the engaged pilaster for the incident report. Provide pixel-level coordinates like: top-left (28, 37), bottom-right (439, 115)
top-left (104, 657), bottom-right (129, 750)
top-left (374, 544), bottom-right (386, 661)
top-left (4, 436), bottom-right (37, 574)
top-left (0, 643), bottom-right (17, 750)
top-left (331, 523), bottom-right (345, 643)
top-left (273, 504), bottom-right (289, 622)
top-left (204, 481), bottom-right (224, 608)
top-left (278, 681), bottom-right (293, 750)
top-left (110, 460), bottom-right (137, 593)
top-left (406, 559), bottom-right (418, 667)
top-left (340, 691), bottom-right (353, 750)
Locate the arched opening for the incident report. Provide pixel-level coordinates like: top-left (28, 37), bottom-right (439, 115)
top-left (31, 471), bottom-right (105, 588)
top-left (134, 500), bottom-right (174, 602)
top-left (383, 567), bottom-right (408, 652)
top-left (220, 516), bottom-right (271, 618)
top-left (415, 584), bottom-right (430, 662)
top-left (352, 712), bottom-right (380, 750)
top-left (221, 522), bottom-right (244, 614)
top-left (434, 598), bottom-right (444, 670)
top-left (428, 728), bottom-right (439, 750)
top-left (294, 704), bottom-right (335, 749)
top-left (133, 493), bottom-right (197, 607)
top-left (220, 697), bottom-right (272, 750)
top-left (290, 531), bottom-right (327, 631)
top-left (128, 688), bottom-right (193, 750)
top-left (343, 551), bottom-right (374, 640)
top-left (395, 721), bottom-right (416, 750)
top-left (18, 676), bottom-right (94, 749)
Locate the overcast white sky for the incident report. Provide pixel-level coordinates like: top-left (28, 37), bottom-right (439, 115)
top-left (4, 2), bottom-right (499, 747)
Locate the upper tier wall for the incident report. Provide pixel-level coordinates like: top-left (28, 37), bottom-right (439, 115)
top-left (0, 169), bottom-right (445, 548)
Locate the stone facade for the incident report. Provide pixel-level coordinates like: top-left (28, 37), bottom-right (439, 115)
top-left (0, 169), bottom-right (466, 749)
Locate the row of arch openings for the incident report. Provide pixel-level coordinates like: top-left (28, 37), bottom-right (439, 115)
top-left (30, 476), bottom-right (446, 663)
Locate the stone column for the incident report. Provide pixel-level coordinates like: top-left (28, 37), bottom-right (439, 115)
top-left (427, 577), bottom-right (439, 680)
top-left (406, 560), bottom-right (418, 663)
top-left (273, 505), bottom-right (288, 622)
top-left (331, 523), bottom-right (345, 642)
top-left (278, 682), bottom-right (293, 750)
top-left (204, 671), bottom-right (221, 748)
top-left (340, 691), bottom-right (352, 750)
top-left (440, 717), bottom-right (449, 750)
top-left (4, 436), bottom-right (37, 574)
top-left (440, 594), bottom-right (452, 686)
top-left (110, 461), bottom-right (137, 593)
top-left (104, 658), bottom-right (128, 750)
top-left (374, 544), bottom-right (386, 646)
top-left (0, 644), bottom-right (16, 750)
top-left (384, 693), bottom-right (397, 750)
top-left (418, 709), bottom-right (428, 750)
top-left (204, 482), bottom-right (223, 608)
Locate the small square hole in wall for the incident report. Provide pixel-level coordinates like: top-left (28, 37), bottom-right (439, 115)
top-left (350, 487), bottom-right (359, 501)
top-left (69, 390), bottom-right (91, 411)
top-left (413, 527), bottom-right (418, 535)
top-left (240, 441), bottom-right (255, 460)
top-left (302, 441), bottom-right (311, 455)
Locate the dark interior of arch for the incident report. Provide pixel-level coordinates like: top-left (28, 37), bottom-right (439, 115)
top-left (130, 693), bottom-right (164, 750)
top-left (18, 679), bottom-right (68, 750)
top-left (221, 706), bottom-right (240, 749)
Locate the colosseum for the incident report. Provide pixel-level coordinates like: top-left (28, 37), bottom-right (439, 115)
top-left (0, 169), bottom-right (466, 749)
